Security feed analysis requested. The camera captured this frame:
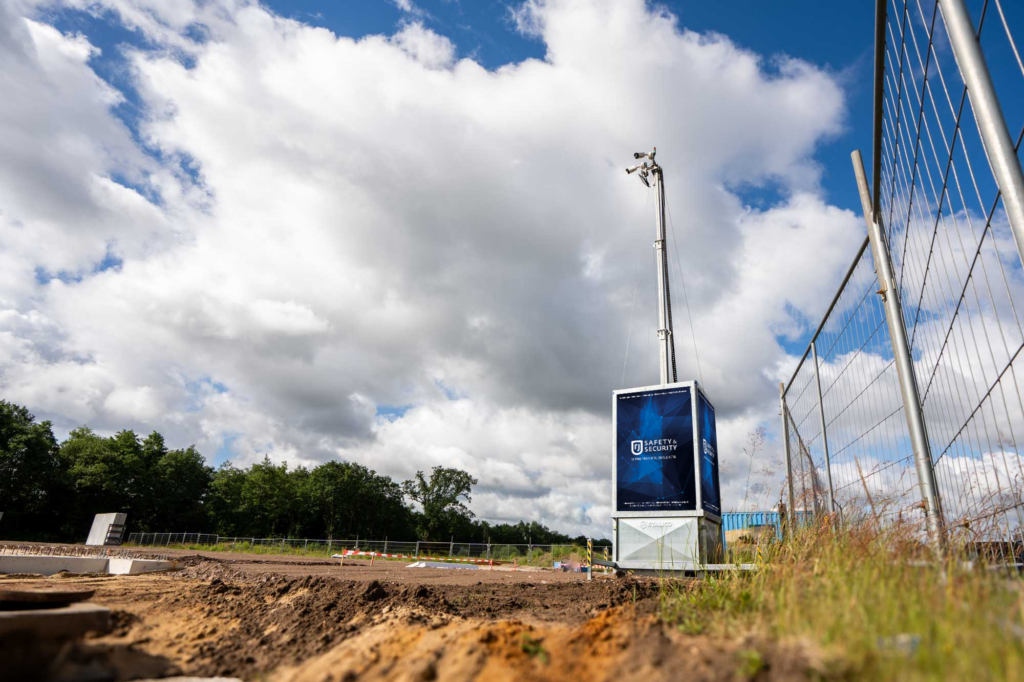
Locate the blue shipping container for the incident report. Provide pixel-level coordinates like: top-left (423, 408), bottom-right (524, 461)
top-left (720, 511), bottom-right (811, 551)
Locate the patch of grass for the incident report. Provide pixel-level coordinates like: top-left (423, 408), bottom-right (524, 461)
top-left (736, 649), bottom-right (766, 678)
top-left (123, 541), bottom-right (586, 566)
top-left (124, 540), bottom-right (345, 558)
top-left (520, 634), bottom-right (549, 664)
top-left (660, 519), bottom-right (1024, 680)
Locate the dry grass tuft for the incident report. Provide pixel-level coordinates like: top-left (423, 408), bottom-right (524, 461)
top-left (660, 518), bottom-right (1024, 680)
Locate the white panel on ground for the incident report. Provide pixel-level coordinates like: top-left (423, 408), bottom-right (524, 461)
top-left (618, 517), bottom-right (698, 563)
top-left (107, 558), bottom-right (176, 575)
top-left (85, 513), bottom-right (127, 546)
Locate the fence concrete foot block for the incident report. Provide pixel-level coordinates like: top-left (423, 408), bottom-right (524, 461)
top-left (0, 603), bottom-right (111, 639)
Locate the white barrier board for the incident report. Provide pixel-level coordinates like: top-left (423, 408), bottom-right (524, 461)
top-left (85, 513), bottom-right (127, 546)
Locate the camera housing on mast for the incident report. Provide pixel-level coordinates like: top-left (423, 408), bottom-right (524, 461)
top-left (625, 148), bottom-right (657, 188)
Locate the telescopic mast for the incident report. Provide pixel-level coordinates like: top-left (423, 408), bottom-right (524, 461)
top-left (626, 148), bottom-right (677, 385)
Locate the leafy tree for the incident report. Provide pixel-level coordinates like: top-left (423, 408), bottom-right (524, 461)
top-left (156, 446), bottom-right (213, 531)
top-left (287, 465), bottom-right (314, 536)
top-left (402, 466), bottom-right (478, 541)
top-left (208, 463), bottom-right (248, 536)
top-left (301, 461), bottom-right (414, 540)
top-left (238, 456), bottom-right (294, 537)
top-left (305, 461), bottom-right (360, 539)
top-left (60, 427), bottom-right (129, 537)
top-left (59, 428), bottom-right (212, 536)
top-left (357, 466), bottom-right (415, 540)
top-left (0, 401), bottom-right (63, 540)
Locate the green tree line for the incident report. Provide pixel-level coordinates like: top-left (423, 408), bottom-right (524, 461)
top-left (0, 400), bottom-right (605, 546)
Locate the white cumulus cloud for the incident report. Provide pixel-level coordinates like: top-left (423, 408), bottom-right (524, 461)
top-left (0, 0), bottom-right (864, 536)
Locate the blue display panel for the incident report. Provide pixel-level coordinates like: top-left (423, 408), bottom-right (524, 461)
top-left (615, 386), bottom-right (695, 512)
top-left (698, 392), bottom-right (721, 516)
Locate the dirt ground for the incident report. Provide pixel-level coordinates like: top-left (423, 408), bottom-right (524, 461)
top-left (0, 547), bottom-right (838, 681)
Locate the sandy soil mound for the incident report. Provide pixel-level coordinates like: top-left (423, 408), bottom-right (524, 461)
top-left (149, 571), bottom-right (660, 676)
top-left (272, 605), bottom-right (834, 682)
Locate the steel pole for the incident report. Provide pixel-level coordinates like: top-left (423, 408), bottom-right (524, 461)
top-left (853, 150), bottom-right (944, 546)
top-left (780, 382), bottom-right (797, 530)
top-left (939, 0), bottom-right (1024, 266)
top-left (653, 167), bottom-right (672, 385)
top-left (871, 0), bottom-right (887, 215)
top-left (812, 341), bottom-right (837, 514)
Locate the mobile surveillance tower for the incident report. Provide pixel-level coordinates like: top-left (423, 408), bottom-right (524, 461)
top-left (611, 149), bottom-right (723, 571)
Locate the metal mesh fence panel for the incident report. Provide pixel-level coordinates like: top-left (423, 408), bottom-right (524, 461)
top-left (784, 345), bottom-right (831, 519)
top-left (780, 0), bottom-right (1024, 552)
top-left (813, 247), bottom-right (921, 524)
top-left (879, 0), bottom-right (1024, 543)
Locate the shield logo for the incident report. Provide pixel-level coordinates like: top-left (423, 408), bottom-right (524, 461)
top-left (631, 440), bottom-right (643, 456)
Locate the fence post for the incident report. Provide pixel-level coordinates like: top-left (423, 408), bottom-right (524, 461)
top-left (939, 0), bottom-right (1024, 266)
top-left (384, 536), bottom-right (388, 554)
top-left (811, 340), bottom-right (837, 514)
top-left (778, 502), bottom-right (788, 541)
top-left (415, 540), bottom-right (420, 558)
top-left (779, 382), bottom-right (797, 531)
top-left (852, 149), bottom-right (945, 547)
top-left (449, 537), bottom-right (453, 558)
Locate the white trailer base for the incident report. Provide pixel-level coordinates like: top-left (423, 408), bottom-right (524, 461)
top-left (612, 514), bottom-right (723, 566)
top-left (593, 558), bottom-right (755, 576)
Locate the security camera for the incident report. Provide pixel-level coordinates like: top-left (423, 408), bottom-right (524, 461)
top-left (626, 164), bottom-right (641, 174)
top-left (633, 152), bottom-right (644, 159)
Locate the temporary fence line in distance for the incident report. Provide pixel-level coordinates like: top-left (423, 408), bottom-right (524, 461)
top-left (332, 550), bottom-right (496, 564)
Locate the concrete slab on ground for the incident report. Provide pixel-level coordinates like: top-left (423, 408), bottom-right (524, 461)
top-left (0, 555), bottom-right (176, 576)
top-left (407, 561), bottom-right (479, 570)
top-left (0, 602), bottom-right (110, 638)
top-left (137, 678), bottom-right (243, 682)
